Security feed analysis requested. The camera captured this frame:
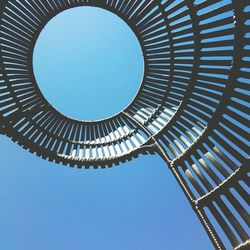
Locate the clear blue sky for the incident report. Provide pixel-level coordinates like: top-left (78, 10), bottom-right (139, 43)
top-left (0, 7), bottom-right (213, 250)
top-left (33, 7), bottom-right (144, 121)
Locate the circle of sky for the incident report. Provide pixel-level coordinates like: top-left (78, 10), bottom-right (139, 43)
top-left (33, 7), bottom-right (144, 121)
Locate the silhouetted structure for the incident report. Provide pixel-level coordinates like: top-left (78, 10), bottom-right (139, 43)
top-left (0, 1), bottom-right (249, 249)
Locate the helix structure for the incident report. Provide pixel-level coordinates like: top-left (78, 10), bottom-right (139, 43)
top-left (0, 1), bottom-right (249, 249)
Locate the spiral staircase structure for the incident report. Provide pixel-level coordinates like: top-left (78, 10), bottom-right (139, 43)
top-left (0, 1), bottom-right (249, 249)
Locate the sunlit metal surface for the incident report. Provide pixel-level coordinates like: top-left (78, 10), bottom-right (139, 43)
top-left (0, 1), bottom-right (249, 249)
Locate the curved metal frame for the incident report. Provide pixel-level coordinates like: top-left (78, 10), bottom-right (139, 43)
top-left (0, 1), bottom-right (249, 249)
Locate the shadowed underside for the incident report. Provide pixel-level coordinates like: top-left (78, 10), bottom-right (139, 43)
top-left (0, 0), bottom-right (249, 249)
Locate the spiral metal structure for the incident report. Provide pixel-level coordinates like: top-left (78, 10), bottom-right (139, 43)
top-left (0, 0), bottom-right (249, 249)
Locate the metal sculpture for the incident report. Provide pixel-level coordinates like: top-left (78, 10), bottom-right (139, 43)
top-left (0, 1), bottom-right (249, 249)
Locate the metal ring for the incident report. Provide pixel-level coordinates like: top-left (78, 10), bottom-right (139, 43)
top-left (1, 1), bottom-right (170, 167)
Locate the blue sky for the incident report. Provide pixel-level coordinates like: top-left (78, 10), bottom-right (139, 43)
top-left (33, 7), bottom-right (144, 121)
top-left (0, 7), bottom-right (213, 250)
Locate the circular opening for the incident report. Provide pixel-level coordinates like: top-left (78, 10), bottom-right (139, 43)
top-left (33, 7), bottom-right (144, 121)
